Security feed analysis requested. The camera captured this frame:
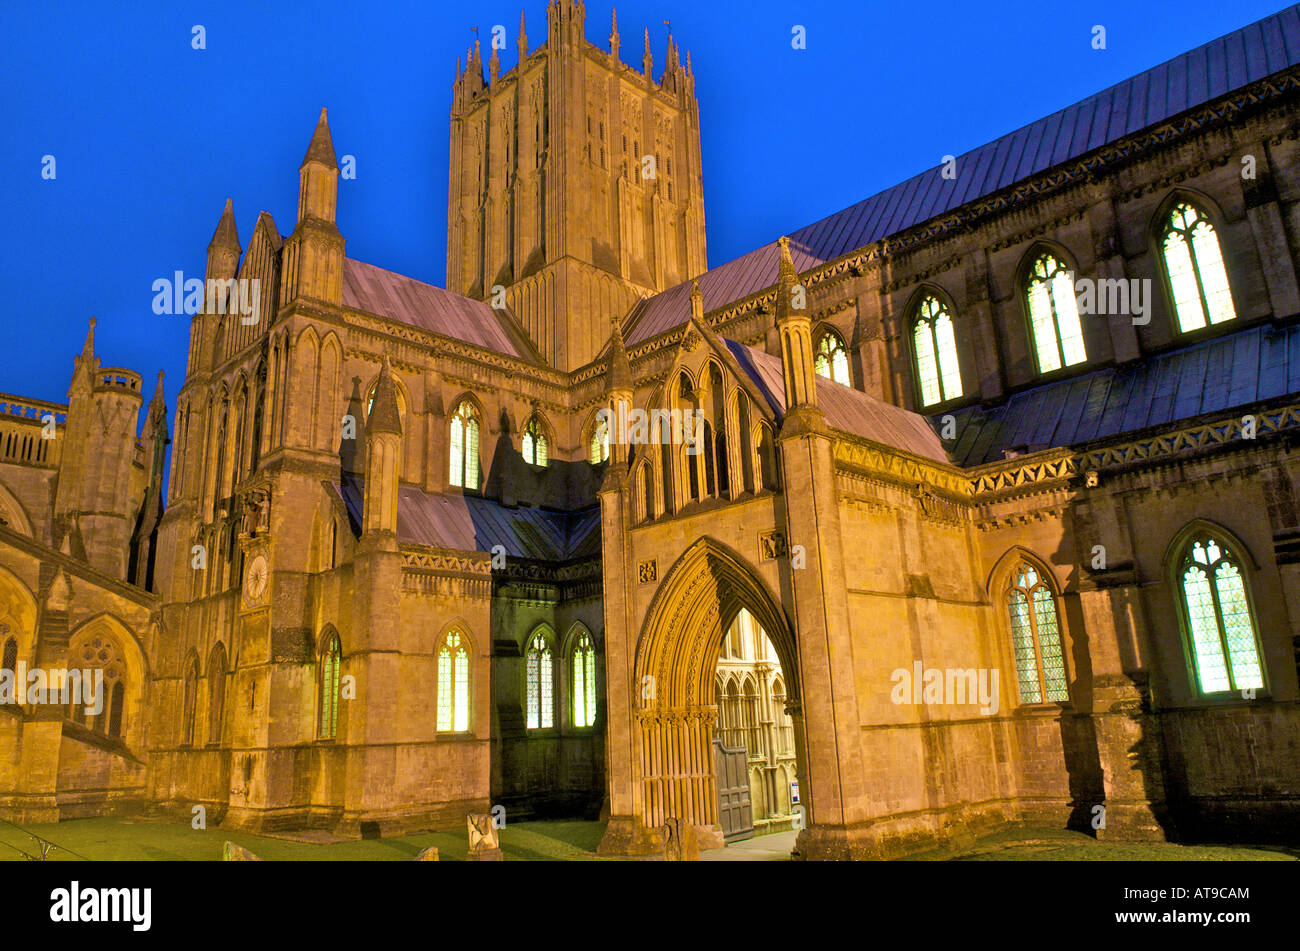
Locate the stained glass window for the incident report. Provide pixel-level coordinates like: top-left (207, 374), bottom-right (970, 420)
top-left (1162, 203), bottom-right (1236, 333)
top-left (437, 631), bottom-right (470, 732)
top-left (1007, 562), bottom-right (1069, 704)
top-left (590, 416), bottom-right (610, 464)
top-left (913, 295), bottom-right (963, 406)
top-left (449, 402), bottom-right (480, 489)
top-left (318, 633), bottom-right (341, 739)
top-left (814, 331), bottom-right (850, 386)
top-left (521, 416), bottom-right (548, 468)
top-left (1180, 535), bottom-right (1263, 693)
top-left (572, 632), bottom-right (597, 728)
top-left (525, 632), bottom-right (554, 729)
top-left (1025, 253), bottom-right (1087, 373)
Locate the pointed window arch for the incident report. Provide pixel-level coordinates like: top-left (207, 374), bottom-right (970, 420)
top-left (437, 629), bottom-right (471, 732)
top-left (524, 630), bottom-right (554, 730)
top-left (590, 414), bottom-right (610, 464)
top-left (1006, 560), bottom-right (1069, 704)
top-left (67, 626), bottom-right (130, 736)
top-left (1024, 252), bottom-right (1086, 373)
top-left (208, 643), bottom-right (227, 745)
top-left (572, 630), bottom-right (597, 728)
top-left (1176, 532), bottom-right (1264, 694)
top-left (521, 415), bottom-right (549, 468)
top-left (449, 401), bottom-right (481, 489)
top-left (182, 653), bottom-right (200, 746)
top-left (317, 630), bottom-right (341, 739)
top-left (912, 294), bottom-right (962, 406)
top-left (1161, 202), bottom-right (1237, 332)
top-left (814, 329), bottom-right (850, 386)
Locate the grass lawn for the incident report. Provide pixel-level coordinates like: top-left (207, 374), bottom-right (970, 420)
top-left (0, 816), bottom-right (607, 862)
top-left (1, 816), bottom-right (1294, 861)
top-left (910, 826), bottom-right (1300, 861)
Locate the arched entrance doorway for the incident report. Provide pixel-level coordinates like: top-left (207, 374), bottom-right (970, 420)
top-left (615, 538), bottom-right (807, 851)
top-left (714, 608), bottom-right (799, 839)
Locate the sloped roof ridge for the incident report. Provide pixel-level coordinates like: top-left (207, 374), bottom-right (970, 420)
top-left (624, 4), bottom-right (1300, 346)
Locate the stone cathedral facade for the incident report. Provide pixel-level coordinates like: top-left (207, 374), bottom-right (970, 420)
top-left (3, 1), bottom-right (1300, 859)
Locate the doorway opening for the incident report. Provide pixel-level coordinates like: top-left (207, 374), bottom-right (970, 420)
top-left (713, 607), bottom-right (800, 841)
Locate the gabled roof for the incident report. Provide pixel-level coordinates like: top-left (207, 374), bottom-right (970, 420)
top-left (342, 258), bottom-right (527, 358)
top-left (725, 340), bottom-right (950, 463)
top-left (334, 479), bottom-right (601, 560)
top-left (941, 322), bottom-right (1300, 466)
top-left (625, 4), bottom-right (1300, 347)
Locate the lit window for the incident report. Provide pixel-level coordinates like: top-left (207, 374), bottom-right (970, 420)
top-left (318, 632), bottom-right (341, 739)
top-left (572, 632), bottom-right (597, 727)
top-left (1162, 203), bottom-right (1236, 332)
top-left (437, 630), bottom-right (470, 732)
top-left (590, 416), bottom-right (610, 464)
top-left (525, 631), bottom-right (553, 730)
top-left (912, 295), bottom-right (962, 406)
top-left (1007, 562), bottom-right (1069, 704)
top-left (814, 331), bottom-right (850, 386)
top-left (521, 416), bottom-right (548, 467)
top-left (1179, 535), bottom-right (1264, 694)
top-left (1025, 253), bottom-right (1086, 373)
top-left (449, 402), bottom-right (480, 489)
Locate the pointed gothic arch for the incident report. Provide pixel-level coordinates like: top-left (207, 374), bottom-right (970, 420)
top-left (1150, 189), bottom-right (1239, 334)
top-left (632, 537), bottom-right (800, 832)
top-left (1016, 241), bottom-right (1087, 374)
top-left (1163, 519), bottom-right (1266, 696)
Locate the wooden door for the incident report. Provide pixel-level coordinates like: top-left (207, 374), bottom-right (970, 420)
top-left (713, 738), bottom-right (753, 841)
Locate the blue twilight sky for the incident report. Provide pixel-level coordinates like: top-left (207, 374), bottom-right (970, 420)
top-left (0, 0), bottom-right (1288, 420)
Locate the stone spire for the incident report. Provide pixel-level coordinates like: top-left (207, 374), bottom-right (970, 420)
top-left (775, 236), bottom-right (818, 411)
top-left (301, 108), bottom-right (337, 170)
top-left (609, 7), bottom-right (620, 60)
top-left (605, 316), bottom-right (633, 396)
top-left (367, 355), bottom-right (403, 436)
top-left (489, 40), bottom-right (500, 81)
top-left (287, 108), bottom-right (344, 304)
top-left (363, 356), bottom-right (402, 537)
top-left (208, 198), bottom-right (241, 254)
top-left (603, 316), bottom-right (634, 474)
top-left (519, 9), bottom-right (529, 57)
top-left (642, 27), bottom-right (652, 76)
top-left (690, 278), bottom-right (704, 321)
top-left (79, 316), bottom-right (97, 365)
top-left (149, 370), bottom-right (166, 414)
top-left (206, 198), bottom-right (242, 284)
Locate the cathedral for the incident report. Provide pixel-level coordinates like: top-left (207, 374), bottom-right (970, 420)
top-left (2, 0), bottom-right (1300, 860)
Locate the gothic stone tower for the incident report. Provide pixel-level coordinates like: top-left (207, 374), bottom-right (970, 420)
top-left (446, 0), bottom-right (707, 371)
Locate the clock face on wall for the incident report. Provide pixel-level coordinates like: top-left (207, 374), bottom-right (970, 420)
top-left (243, 553), bottom-right (269, 606)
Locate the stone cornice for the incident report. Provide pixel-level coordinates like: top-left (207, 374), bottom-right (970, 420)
top-left (967, 401), bottom-right (1300, 503)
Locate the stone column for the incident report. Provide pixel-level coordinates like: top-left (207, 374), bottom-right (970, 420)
top-left (1242, 144), bottom-right (1300, 320)
top-left (964, 248), bottom-right (1005, 402)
